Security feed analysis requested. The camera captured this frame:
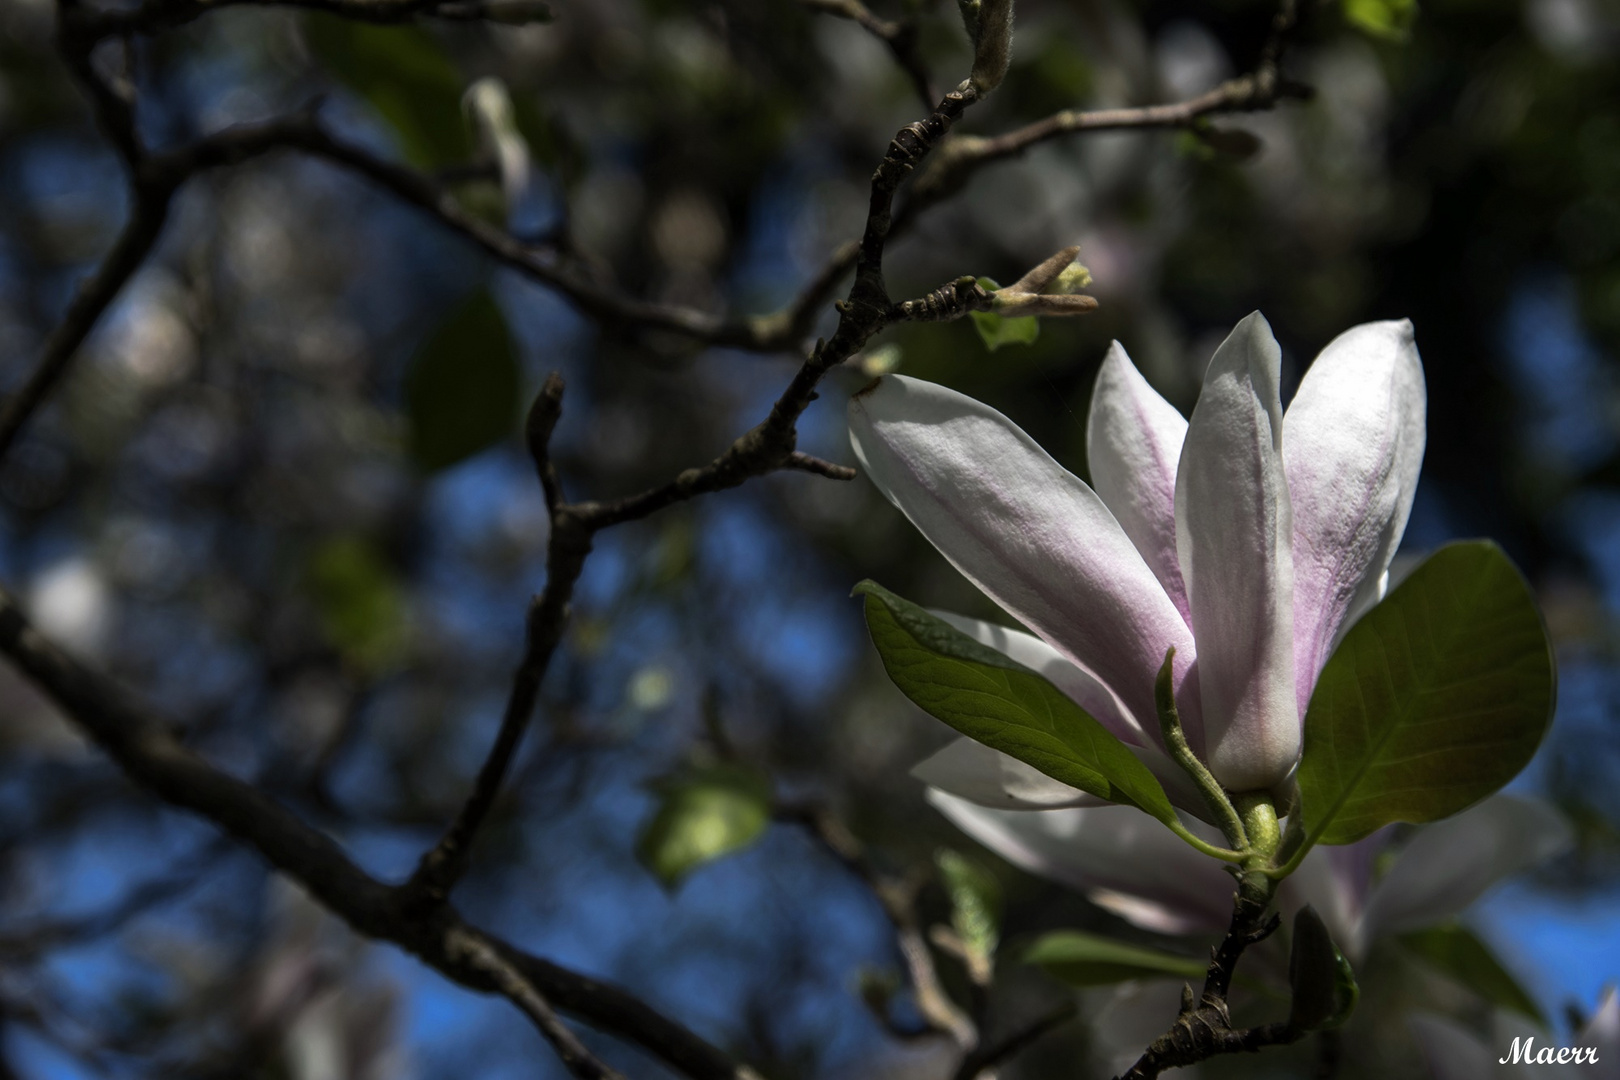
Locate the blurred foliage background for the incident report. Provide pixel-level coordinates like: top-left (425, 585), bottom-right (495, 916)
top-left (0, 0), bottom-right (1618, 1076)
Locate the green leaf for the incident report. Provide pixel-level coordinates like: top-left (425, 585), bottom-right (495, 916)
top-left (970, 276), bottom-right (1040, 351)
top-left (1343, 0), bottom-right (1417, 41)
top-left (1297, 541), bottom-right (1554, 847)
top-left (635, 765), bottom-right (771, 889)
top-left (936, 848), bottom-right (1002, 963)
top-left (306, 536), bottom-right (408, 671)
top-left (854, 580), bottom-right (1177, 827)
top-left (1400, 924), bottom-right (1545, 1024)
top-left (404, 290), bottom-right (521, 472)
top-left (305, 16), bottom-right (471, 168)
top-left (1023, 930), bottom-right (1205, 987)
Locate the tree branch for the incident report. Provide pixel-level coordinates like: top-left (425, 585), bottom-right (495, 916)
top-left (0, 588), bottom-right (752, 1080)
top-left (1113, 871), bottom-right (1301, 1080)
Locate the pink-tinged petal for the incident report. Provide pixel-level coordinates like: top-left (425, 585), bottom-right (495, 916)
top-left (849, 374), bottom-right (1198, 746)
top-left (913, 737), bottom-right (1102, 810)
top-left (926, 791), bottom-right (1234, 935)
top-left (1087, 342), bottom-right (1191, 624)
top-left (1360, 795), bottom-right (1572, 940)
top-left (1285, 319), bottom-right (1427, 712)
top-left (931, 612), bottom-right (1147, 744)
top-left (1175, 313), bottom-right (1297, 791)
top-left (1409, 1016), bottom-right (1498, 1080)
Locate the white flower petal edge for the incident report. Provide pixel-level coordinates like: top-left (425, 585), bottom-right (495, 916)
top-left (930, 612), bottom-right (1148, 744)
top-left (1360, 794), bottom-right (1574, 940)
top-left (1087, 341), bottom-right (1191, 625)
top-left (913, 737), bottom-right (1101, 810)
top-left (1284, 319), bottom-right (1426, 714)
top-left (914, 735), bottom-right (1215, 820)
top-left (849, 374), bottom-right (1199, 743)
top-left (926, 791), bottom-right (1235, 935)
top-left (1175, 312), bottom-right (1297, 790)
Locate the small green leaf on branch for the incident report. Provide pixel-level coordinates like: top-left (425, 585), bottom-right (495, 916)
top-left (935, 848), bottom-right (1002, 978)
top-left (635, 764), bottom-right (772, 888)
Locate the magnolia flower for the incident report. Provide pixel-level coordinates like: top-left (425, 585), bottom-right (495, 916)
top-left (929, 789), bottom-right (1572, 958)
top-left (848, 311), bottom-right (1424, 798)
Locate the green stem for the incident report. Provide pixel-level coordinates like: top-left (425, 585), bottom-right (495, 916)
top-left (1167, 821), bottom-right (1248, 863)
top-left (1155, 647), bottom-right (1249, 852)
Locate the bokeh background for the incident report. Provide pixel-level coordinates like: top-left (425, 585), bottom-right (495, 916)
top-left (0, 0), bottom-right (1617, 1076)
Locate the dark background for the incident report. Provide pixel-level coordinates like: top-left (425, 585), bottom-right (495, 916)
top-left (0, 0), bottom-right (1616, 1076)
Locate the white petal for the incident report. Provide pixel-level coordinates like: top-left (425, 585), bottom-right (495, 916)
top-left (1175, 313), bottom-right (1297, 791)
top-left (926, 790), bottom-right (1234, 935)
top-left (1087, 342), bottom-right (1191, 623)
top-left (850, 375), bottom-right (1199, 750)
top-left (1285, 320), bottom-right (1426, 712)
top-left (913, 737), bottom-right (1102, 810)
top-left (1360, 795), bottom-right (1573, 940)
top-left (914, 735), bottom-right (1215, 821)
top-left (931, 612), bottom-right (1147, 744)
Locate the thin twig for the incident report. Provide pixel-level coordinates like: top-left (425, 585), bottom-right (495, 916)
top-left (800, 0), bottom-right (934, 111)
top-left (778, 800), bottom-right (976, 1048)
top-left (446, 927), bottom-right (625, 1080)
top-left (404, 82), bottom-right (990, 906)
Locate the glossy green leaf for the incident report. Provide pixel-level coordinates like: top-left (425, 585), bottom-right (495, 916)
top-left (854, 580), bottom-right (1177, 826)
top-left (404, 290), bottom-right (521, 472)
top-left (1023, 930), bottom-right (1204, 987)
top-left (1401, 924), bottom-right (1545, 1024)
top-left (305, 16), bottom-right (471, 168)
top-left (306, 536), bottom-right (408, 671)
top-left (635, 765), bottom-right (771, 889)
top-left (970, 277), bottom-right (1040, 351)
top-left (1297, 541), bottom-right (1554, 847)
top-left (936, 848), bottom-right (1001, 963)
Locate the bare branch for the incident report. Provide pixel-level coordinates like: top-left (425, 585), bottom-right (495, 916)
top-left (784, 451), bottom-right (858, 480)
top-left (0, 588), bottom-right (752, 1080)
top-left (446, 927), bottom-right (625, 1080)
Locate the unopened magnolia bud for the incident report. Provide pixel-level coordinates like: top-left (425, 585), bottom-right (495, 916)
top-left (956, 0), bottom-right (982, 40)
top-left (1052, 261), bottom-right (1092, 294)
top-left (968, 0), bottom-right (1014, 94)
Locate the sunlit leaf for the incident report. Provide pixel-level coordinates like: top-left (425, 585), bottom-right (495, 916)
top-left (404, 290), bottom-right (521, 472)
top-left (1401, 924), bottom-right (1545, 1024)
top-left (936, 848), bottom-right (1001, 964)
top-left (1343, 0), bottom-right (1417, 41)
top-left (1297, 541), bottom-right (1554, 847)
top-left (1023, 930), bottom-right (1204, 987)
top-left (305, 16), bottom-right (471, 168)
top-left (854, 580), bottom-right (1177, 827)
top-left (635, 765), bottom-right (772, 888)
